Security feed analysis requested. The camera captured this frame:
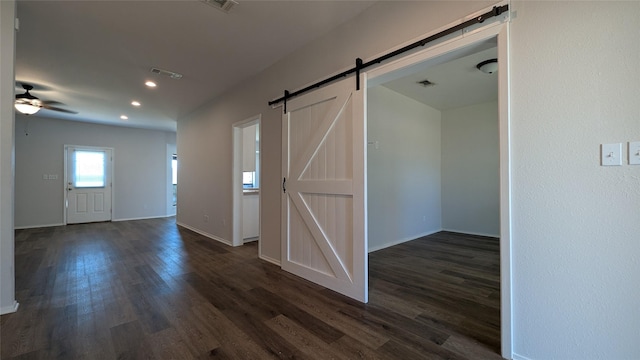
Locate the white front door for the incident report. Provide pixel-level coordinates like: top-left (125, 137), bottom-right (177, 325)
top-left (282, 77), bottom-right (367, 302)
top-left (66, 146), bottom-right (113, 224)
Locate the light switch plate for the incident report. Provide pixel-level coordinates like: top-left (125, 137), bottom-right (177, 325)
top-left (629, 141), bottom-right (640, 165)
top-left (601, 143), bottom-right (622, 166)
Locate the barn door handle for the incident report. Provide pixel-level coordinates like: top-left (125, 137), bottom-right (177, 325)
top-left (282, 177), bottom-right (286, 193)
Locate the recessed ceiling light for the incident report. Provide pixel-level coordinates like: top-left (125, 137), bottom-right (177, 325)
top-left (120, 115), bottom-right (128, 120)
top-left (131, 101), bottom-right (141, 107)
top-left (145, 81), bottom-right (157, 88)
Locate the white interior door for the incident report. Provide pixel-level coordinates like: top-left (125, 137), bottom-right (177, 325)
top-left (66, 146), bottom-right (113, 224)
top-left (281, 77), bottom-right (367, 303)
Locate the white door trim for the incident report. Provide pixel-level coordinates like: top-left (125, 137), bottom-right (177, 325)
top-left (63, 145), bottom-right (115, 225)
top-left (364, 16), bottom-right (513, 360)
top-left (232, 115), bottom-right (261, 247)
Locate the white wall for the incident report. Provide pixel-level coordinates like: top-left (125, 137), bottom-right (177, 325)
top-left (14, 115), bottom-right (176, 228)
top-left (0, 0), bottom-right (17, 315)
top-left (242, 124), bottom-right (257, 173)
top-left (510, 2), bottom-right (640, 359)
top-left (242, 192), bottom-right (259, 240)
top-left (367, 86), bottom-right (442, 252)
top-left (177, 1), bottom-right (640, 359)
top-left (442, 101), bottom-right (499, 237)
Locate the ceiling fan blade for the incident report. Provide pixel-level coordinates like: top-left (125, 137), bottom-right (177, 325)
top-left (41, 104), bottom-right (78, 114)
top-left (41, 100), bottom-right (64, 106)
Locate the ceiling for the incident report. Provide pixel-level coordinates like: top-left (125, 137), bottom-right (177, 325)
top-left (15, 0), bottom-right (375, 131)
top-left (381, 46), bottom-right (498, 111)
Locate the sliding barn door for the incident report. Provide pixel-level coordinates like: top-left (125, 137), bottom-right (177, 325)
top-left (282, 77), bottom-right (367, 303)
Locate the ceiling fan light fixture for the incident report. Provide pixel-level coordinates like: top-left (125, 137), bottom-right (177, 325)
top-left (15, 83), bottom-right (77, 114)
top-left (15, 102), bottom-right (41, 115)
top-left (476, 59), bottom-right (498, 74)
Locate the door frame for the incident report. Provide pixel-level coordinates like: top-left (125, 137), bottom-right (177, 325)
top-left (63, 144), bottom-right (115, 225)
top-left (232, 114), bottom-right (261, 247)
top-left (364, 13), bottom-right (512, 359)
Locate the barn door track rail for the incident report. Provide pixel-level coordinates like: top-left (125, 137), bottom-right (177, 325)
top-left (269, 4), bottom-right (509, 113)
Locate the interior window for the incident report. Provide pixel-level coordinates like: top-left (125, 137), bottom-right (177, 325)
top-left (243, 171), bottom-right (255, 188)
top-left (74, 150), bottom-right (106, 188)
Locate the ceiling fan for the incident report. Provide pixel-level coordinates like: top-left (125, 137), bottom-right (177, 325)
top-left (14, 83), bottom-right (78, 115)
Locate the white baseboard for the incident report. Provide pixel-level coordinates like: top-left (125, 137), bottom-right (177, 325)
top-left (243, 237), bottom-right (259, 244)
top-left (259, 253), bottom-right (281, 266)
top-left (176, 222), bottom-right (232, 246)
top-left (14, 223), bottom-right (65, 230)
top-left (368, 229), bottom-right (441, 253)
top-left (113, 214), bottom-right (175, 222)
top-left (0, 301), bottom-right (19, 315)
top-left (441, 228), bottom-right (500, 238)
top-left (14, 215), bottom-right (177, 230)
top-left (512, 353), bottom-right (532, 360)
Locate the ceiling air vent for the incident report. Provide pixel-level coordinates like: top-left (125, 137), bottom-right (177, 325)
top-left (200, 0), bottom-right (238, 13)
top-left (150, 67), bottom-right (183, 79)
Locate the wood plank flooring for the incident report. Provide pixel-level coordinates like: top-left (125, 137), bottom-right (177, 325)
top-left (1, 218), bottom-right (501, 359)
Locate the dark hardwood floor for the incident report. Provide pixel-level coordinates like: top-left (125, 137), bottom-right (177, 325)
top-left (1, 218), bottom-right (501, 359)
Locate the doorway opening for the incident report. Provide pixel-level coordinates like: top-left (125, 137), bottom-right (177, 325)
top-left (64, 145), bottom-right (114, 224)
top-left (232, 115), bottom-right (261, 248)
top-left (171, 153), bottom-right (177, 208)
top-left (166, 143), bottom-right (177, 217)
top-left (365, 22), bottom-right (510, 357)
top-left (274, 6), bottom-right (510, 357)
